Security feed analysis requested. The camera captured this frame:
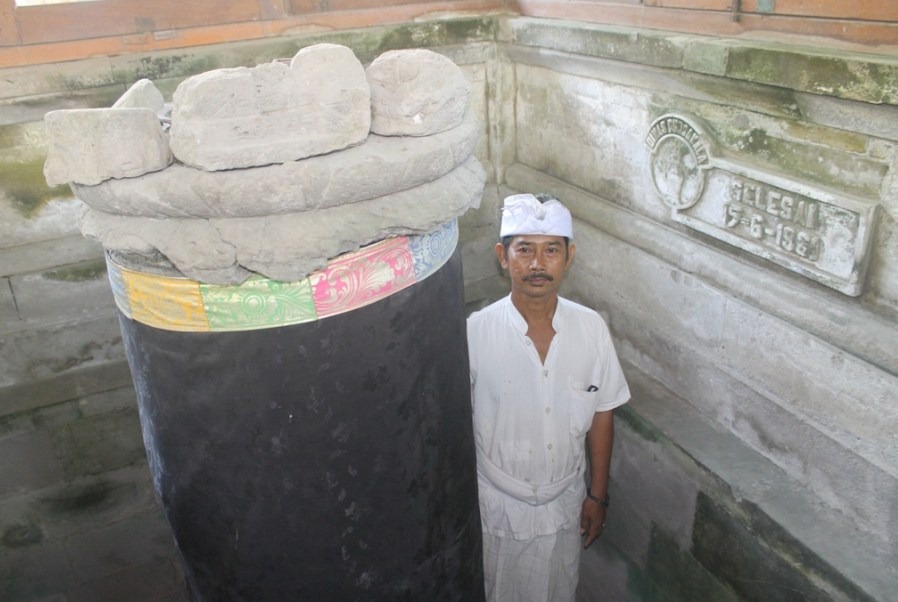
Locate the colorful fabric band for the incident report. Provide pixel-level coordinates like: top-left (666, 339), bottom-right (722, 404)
top-left (107, 219), bottom-right (458, 333)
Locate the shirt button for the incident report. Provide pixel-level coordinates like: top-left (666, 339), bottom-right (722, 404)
top-left (547, 444), bottom-right (553, 450)
top-left (542, 370), bottom-right (548, 377)
top-left (525, 340), bottom-right (532, 346)
top-left (545, 407), bottom-right (551, 414)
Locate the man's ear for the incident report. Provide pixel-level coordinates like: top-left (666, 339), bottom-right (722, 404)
top-left (566, 242), bottom-right (576, 270)
top-left (495, 242), bottom-right (508, 269)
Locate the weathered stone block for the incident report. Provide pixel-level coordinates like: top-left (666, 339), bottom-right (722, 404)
top-left (34, 468), bottom-right (159, 542)
top-left (577, 544), bottom-right (630, 602)
top-left (64, 512), bottom-right (175, 583)
top-left (459, 63), bottom-right (490, 161)
top-left (29, 594), bottom-right (68, 602)
top-left (77, 386), bottom-right (138, 418)
top-left (460, 232), bottom-right (501, 282)
top-left (682, 39), bottom-right (730, 77)
top-left (513, 64), bottom-right (654, 214)
top-left (72, 111), bottom-right (481, 218)
top-left (721, 298), bottom-right (897, 471)
top-left (0, 56), bottom-right (117, 103)
top-left (724, 46), bottom-right (898, 105)
top-left (613, 407), bottom-right (698, 550)
top-left (0, 196), bottom-right (82, 251)
top-left (571, 226), bottom-right (727, 346)
top-left (0, 277), bottom-right (16, 325)
top-left (43, 108), bottom-right (172, 187)
top-left (367, 48), bottom-right (471, 136)
top-left (0, 361), bottom-right (133, 420)
top-left (169, 43), bottom-right (370, 171)
top-left (80, 156), bottom-right (486, 284)
top-left (0, 314), bottom-right (124, 390)
top-left (0, 431), bottom-right (63, 498)
top-left (10, 259), bottom-right (114, 322)
top-left (505, 18), bottom-right (689, 69)
top-left (68, 557), bottom-right (188, 602)
top-left (112, 79), bottom-right (166, 113)
top-left (0, 235), bottom-right (104, 279)
top-left (692, 493), bottom-right (874, 602)
top-left (0, 540), bottom-right (71, 601)
top-left (645, 524), bottom-right (739, 602)
top-left (51, 409), bottom-right (146, 480)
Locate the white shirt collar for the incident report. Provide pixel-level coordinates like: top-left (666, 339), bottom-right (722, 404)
top-left (504, 294), bottom-right (566, 334)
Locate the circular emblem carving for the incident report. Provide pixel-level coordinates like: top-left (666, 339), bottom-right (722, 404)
top-left (646, 115), bottom-right (711, 210)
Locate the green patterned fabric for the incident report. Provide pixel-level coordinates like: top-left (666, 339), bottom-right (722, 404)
top-left (200, 276), bottom-right (316, 331)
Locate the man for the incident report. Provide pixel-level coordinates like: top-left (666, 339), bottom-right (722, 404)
top-left (467, 193), bottom-right (630, 601)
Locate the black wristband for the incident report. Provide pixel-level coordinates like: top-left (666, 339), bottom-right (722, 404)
top-left (586, 488), bottom-right (610, 507)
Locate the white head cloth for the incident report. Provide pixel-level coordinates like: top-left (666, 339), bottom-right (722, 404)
top-left (499, 193), bottom-right (573, 239)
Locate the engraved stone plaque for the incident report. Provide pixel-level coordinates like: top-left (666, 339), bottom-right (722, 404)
top-left (646, 113), bottom-right (880, 296)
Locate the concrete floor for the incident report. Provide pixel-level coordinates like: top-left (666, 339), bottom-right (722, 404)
top-left (0, 463), bottom-right (190, 602)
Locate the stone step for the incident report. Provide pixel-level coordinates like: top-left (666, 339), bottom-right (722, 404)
top-left (589, 364), bottom-right (897, 601)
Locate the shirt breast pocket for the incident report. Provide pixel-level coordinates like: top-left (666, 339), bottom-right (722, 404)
top-left (568, 380), bottom-right (598, 438)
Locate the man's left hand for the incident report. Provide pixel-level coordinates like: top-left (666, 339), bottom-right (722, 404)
top-left (580, 497), bottom-right (607, 549)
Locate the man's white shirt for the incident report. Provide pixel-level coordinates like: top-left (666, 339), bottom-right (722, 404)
top-left (467, 295), bottom-right (630, 540)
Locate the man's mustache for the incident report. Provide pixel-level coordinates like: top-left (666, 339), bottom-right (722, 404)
top-left (523, 273), bottom-right (554, 282)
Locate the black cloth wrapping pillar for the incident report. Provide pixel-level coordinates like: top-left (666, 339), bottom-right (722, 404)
top-left (119, 250), bottom-right (484, 601)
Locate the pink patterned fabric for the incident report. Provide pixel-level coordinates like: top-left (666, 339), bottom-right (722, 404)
top-left (311, 236), bottom-right (415, 319)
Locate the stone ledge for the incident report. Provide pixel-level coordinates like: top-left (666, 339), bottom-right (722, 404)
top-left (7, 16), bottom-right (894, 114)
top-left (0, 236), bottom-right (104, 280)
top-left (9, 259), bottom-right (115, 324)
top-left (502, 17), bottom-right (687, 69)
top-left (0, 361), bottom-right (133, 420)
top-left (500, 17), bottom-right (898, 107)
top-left (617, 364), bottom-right (896, 601)
top-left (722, 44), bottom-right (898, 105)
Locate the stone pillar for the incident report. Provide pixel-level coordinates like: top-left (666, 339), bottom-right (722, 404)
top-left (44, 44), bottom-right (486, 601)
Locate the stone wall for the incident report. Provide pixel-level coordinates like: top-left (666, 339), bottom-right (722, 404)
top-left (495, 17), bottom-right (898, 601)
top-left (1, 13), bottom-right (896, 602)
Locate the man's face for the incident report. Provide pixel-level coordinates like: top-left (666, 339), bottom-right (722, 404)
top-left (495, 235), bottom-right (575, 300)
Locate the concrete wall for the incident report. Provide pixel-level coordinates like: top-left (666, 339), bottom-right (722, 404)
top-left (1, 13), bottom-right (896, 602)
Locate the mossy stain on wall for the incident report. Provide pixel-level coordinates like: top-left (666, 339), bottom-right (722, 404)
top-left (338, 17), bottom-right (496, 62)
top-left (44, 259), bottom-right (106, 283)
top-left (380, 18), bottom-right (495, 51)
top-left (727, 48), bottom-right (898, 105)
top-left (442, 16), bottom-right (498, 43)
top-left (0, 158), bottom-right (72, 218)
top-left (40, 480), bottom-right (122, 514)
top-left (0, 122), bottom-right (39, 149)
top-left (717, 127), bottom-right (886, 198)
top-left (692, 493), bottom-right (874, 602)
top-left (113, 54), bottom-right (221, 85)
top-left (1, 522), bottom-right (43, 549)
top-left (617, 404), bottom-right (660, 443)
top-left (641, 524), bottom-right (739, 602)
